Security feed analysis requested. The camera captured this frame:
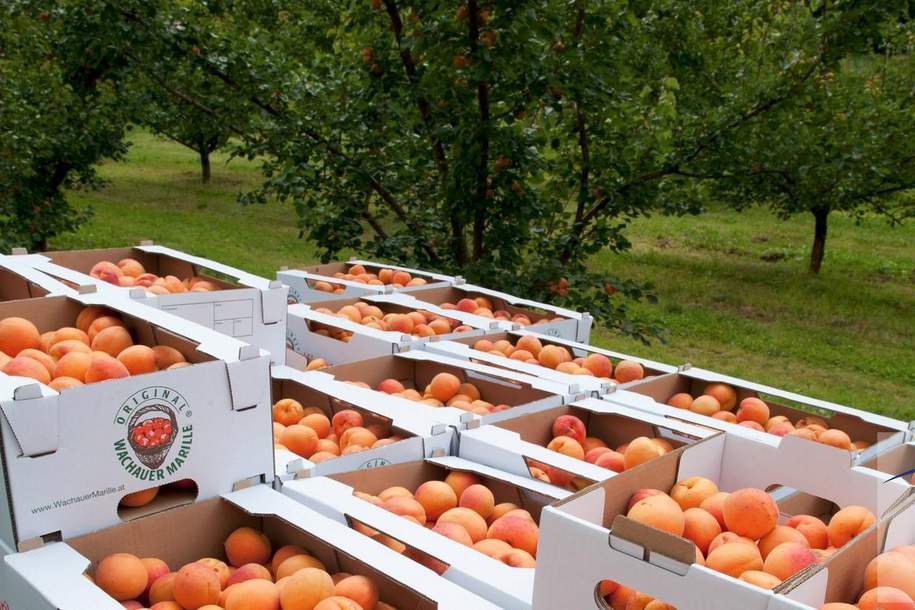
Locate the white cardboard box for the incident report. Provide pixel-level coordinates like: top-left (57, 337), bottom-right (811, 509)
top-left (604, 366), bottom-right (911, 464)
top-left (0, 484), bottom-right (502, 610)
top-left (424, 329), bottom-right (677, 397)
top-left (282, 456), bottom-right (569, 609)
top-left (458, 398), bottom-right (718, 490)
top-left (0, 256), bottom-right (76, 301)
top-left (531, 431), bottom-right (913, 610)
top-left (0, 290), bottom-right (273, 551)
top-left (320, 349), bottom-right (579, 427)
top-left (269, 365), bottom-right (457, 480)
top-left (279, 258), bottom-right (457, 304)
top-left (284, 294), bottom-right (492, 365)
top-left (9, 244), bottom-right (288, 363)
top-left (403, 282), bottom-right (594, 343)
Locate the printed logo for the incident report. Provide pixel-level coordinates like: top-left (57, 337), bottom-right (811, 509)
top-left (359, 457), bottom-right (392, 470)
top-left (544, 327), bottom-right (561, 337)
top-left (287, 287), bottom-right (302, 305)
top-left (286, 330), bottom-right (300, 352)
top-left (113, 386), bottom-right (193, 482)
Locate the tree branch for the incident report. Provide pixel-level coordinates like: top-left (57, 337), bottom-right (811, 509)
top-left (468, 0), bottom-right (489, 261)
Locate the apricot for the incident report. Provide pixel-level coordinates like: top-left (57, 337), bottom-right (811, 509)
top-left (620, 436), bottom-right (662, 470)
top-left (473, 538), bottom-right (513, 559)
top-left (432, 520), bottom-right (473, 546)
top-left (378, 486), bottom-right (412, 501)
top-left (613, 360), bottom-right (644, 383)
top-left (759, 525), bottom-right (810, 559)
top-left (708, 532), bottom-right (756, 555)
top-left (270, 545), bottom-right (307, 575)
top-left (17, 349), bottom-right (55, 376)
top-left (670, 477), bottom-right (719, 511)
top-left (627, 493), bottom-right (685, 536)
top-left (281, 425), bottom-right (319, 458)
top-left (414, 480), bottom-right (457, 521)
top-left (818, 429), bottom-right (853, 451)
top-left (682, 508), bottom-right (722, 555)
top-left (197, 557), bottom-right (231, 588)
top-left (828, 506), bottom-right (876, 548)
top-left (739, 570), bottom-right (781, 589)
top-left (48, 338), bottom-right (92, 360)
top-left (152, 345), bottom-right (186, 369)
top-left (87, 315), bottom-right (126, 341)
top-left (864, 552), bottom-right (915, 599)
top-left (439, 507), bottom-right (489, 543)
top-left (149, 572), bottom-right (178, 604)
top-left (627, 489), bottom-right (665, 512)
top-left (377, 378), bottom-right (405, 394)
top-left (91, 326), bottom-right (133, 357)
top-left (382, 496), bottom-right (426, 523)
top-left (713, 411), bottom-right (738, 423)
top-left (301, 413), bottom-right (331, 439)
top-left (0, 317), bottom-right (41, 357)
top-left (699, 492), bottom-right (730, 529)
top-left (690, 395), bottom-right (720, 416)
top-left (538, 345), bottom-right (571, 369)
top-left (819, 603), bottom-right (858, 610)
top-left (272, 399), bottom-right (305, 426)
top-left (117, 258), bottom-right (145, 277)
top-left (460, 484), bottom-right (495, 519)
top-left (706, 542), bottom-right (764, 578)
top-left (501, 549), bottom-right (537, 568)
top-left (173, 562), bottom-right (221, 609)
top-left (279, 568), bottom-right (336, 610)
top-left (314, 596), bottom-right (363, 610)
top-left (332, 410), bottom-right (364, 437)
top-left (858, 586), bottom-right (915, 610)
top-left (786, 515), bottom-right (829, 549)
top-left (276, 554), bottom-right (326, 580)
top-left (3, 355), bottom-right (51, 384)
top-left (117, 345), bottom-right (158, 375)
top-left (120, 486), bottom-right (159, 508)
top-left (49, 376), bottom-right (83, 391)
top-left (515, 335), bottom-right (543, 356)
top-left (150, 603), bottom-right (184, 610)
top-left (223, 578), bottom-right (280, 610)
top-left (428, 372), bottom-right (461, 402)
top-left (487, 515), bottom-right (539, 556)
top-left (225, 526), bottom-right (272, 568)
top-left (763, 542), bottom-right (817, 580)
top-left (95, 553), bottom-right (148, 601)
top-left (722, 488), bottom-right (778, 540)
top-left (667, 393), bottom-right (693, 409)
top-left (582, 354), bottom-right (613, 378)
top-left (226, 563), bottom-right (272, 587)
top-left (333, 574), bottom-right (378, 610)
top-left (595, 450), bottom-right (626, 472)
top-left (547, 435), bottom-right (585, 460)
top-left (552, 414), bottom-right (587, 443)
top-left (768, 421), bottom-right (797, 437)
top-left (736, 398), bottom-right (770, 426)
top-left (340, 426), bottom-right (377, 450)
top-left (489, 502), bottom-right (520, 524)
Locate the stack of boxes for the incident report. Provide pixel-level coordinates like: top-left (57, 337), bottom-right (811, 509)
top-left (0, 245), bottom-right (910, 609)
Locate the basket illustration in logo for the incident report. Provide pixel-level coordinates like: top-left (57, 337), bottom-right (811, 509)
top-left (128, 404), bottom-right (178, 469)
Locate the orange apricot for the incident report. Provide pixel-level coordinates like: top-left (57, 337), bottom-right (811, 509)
top-left (225, 526), bottom-right (272, 568)
top-left (682, 508), bottom-right (722, 555)
top-left (439, 507), bottom-right (489, 543)
top-left (278, 568), bottom-right (335, 610)
top-left (273, 399), bottom-right (305, 426)
top-left (704, 383), bottom-right (737, 410)
top-left (786, 515), bottom-right (829, 550)
top-left (828, 506), bottom-right (876, 548)
top-left (670, 477), bottom-right (719, 511)
top-left (858, 587), bottom-right (915, 610)
top-left (152, 345), bottom-right (186, 370)
top-left (763, 542), bottom-right (817, 581)
top-left (722, 488), bottom-right (778, 540)
top-left (613, 360), bottom-right (644, 383)
top-left (739, 570), bottom-right (781, 589)
top-left (487, 515), bottom-right (539, 556)
top-left (117, 345), bottom-right (158, 375)
top-left (460, 484), bottom-right (495, 520)
top-left (627, 493), bottom-right (685, 536)
top-left (706, 542), bottom-right (764, 578)
top-left (699, 492), bottom-right (730, 529)
top-left (667, 393), bottom-right (693, 409)
top-left (0, 317), bottom-right (41, 357)
top-left (173, 562), bottom-right (221, 609)
top-left (690, 395), bottom-right (721, 416)
top-left (3, 355), bottom-right (51, 384)
top-left (428, 372), bottom-right (461, 402)
top-left (415, 480), bottom-right (458, 521)
top-left (95, 553), bottom-right (148, 601)
top-left (864, 551), bottom-right (915, 599)
top-left (281, 425), bottom-right (319, 458)
top-left (736, 398), bottom-right (770, 426)
top-left (758, 525), bottom-right (810, 559)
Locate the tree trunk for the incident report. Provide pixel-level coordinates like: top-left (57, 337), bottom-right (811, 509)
top-left (809, 206), bottom-right (829, 273)
top-left (200, 148), bottom-right (211, 183)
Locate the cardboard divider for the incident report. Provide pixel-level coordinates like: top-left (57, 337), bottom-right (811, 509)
top-left (282, 456), bottom-right (567, 609)
top-left (269, 366), bottom-right (456, 479)
top-left (606, 369), bottom-right (910, 465)
top-left (279, 259), bottom-right (457, 304)
top-left (531, 431), bottom-right (914, 610)
top-left (9, 243), bottom-right (288, 363)
top-left (319, 350), bottom-right (574, 427)
top-left (0, 257), bottom-right (75, 302)
top-left (0, 485), bottom-right (501, 610)
top-left (458, 398), bottom-right (719, 492)
top-left (0, 292), bottom-right (273, 551)
top-left (403, 283), bottom-right (593, 343)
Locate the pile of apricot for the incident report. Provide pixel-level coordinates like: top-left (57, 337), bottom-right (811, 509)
top-left (819, 545), bottom-right (915, 609)
top-left (625, 479), bottom-right (875, 585)
top-left (368, 372), bottom-right (510, 415)
top-left (350, 471), bottom-right (539, 572)
top-left (0, 308), bottom-right (188, 391)
top-left (309, 264), bottom-right (428, 294)
top-left (472, 335), bottom-right (646, 383)
top-left (309, 301), bottom-right (474, 340)
top-left (272, 402), bottom-right (401, 463)
top-left (532, 414), bottom-right (675, 489)
top-left (439, 296), bottom-right (564, 328)
top-left (665, 383), bottom-right (871, 451)
top-left (89, 258), bottom-right (220, 294)
top-left (90, 526), bottom-right (399, 609)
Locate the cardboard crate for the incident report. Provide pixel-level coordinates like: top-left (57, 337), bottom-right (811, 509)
top-left (531, 432), bottom-right (912, 610)
top-left (270, 365), bottom-right (456, 480)
top-left (9, 243), bottom-right (288, 363)
top-left (279, 259), bottom-right (457, 304)
top-left (0, 257), bottom-right (74, 301)
top-left (320, 350), bottom-right (577, 427)
top-left (285, 293), bottom-right (493, 365)
top-left (458, 398), bottom-right (718, 491)
top-left (424, 329), bottom-right (677, 397)
top-left (282, 456), bottom-right (569, 609)
top-left (0, 291), bottom-right (272, 551)
top-left (604, 366), bottom-right (911, 464)
top-left (860, 440), bottom-right (915, 485)
top-left (403, 283), bottom-right (593, 342)
top-left (0, 484), bottom-right (501, 610)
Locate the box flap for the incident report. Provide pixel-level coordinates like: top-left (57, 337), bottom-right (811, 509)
top-left (0, 381), bottom-right (60, 457)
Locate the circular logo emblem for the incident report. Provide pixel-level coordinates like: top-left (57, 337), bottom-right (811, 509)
top-left (358, 457), bottom-right (392, 470)
top-left (286, 331), bottom-right (300, 351)
top-left (287, 287), bottom-right (302, 305)
top-left (114, 386), bottom-right (193, 481)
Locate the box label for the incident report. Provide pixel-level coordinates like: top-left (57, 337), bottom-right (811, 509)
top-left (113, 386), bottom-right (194, 482)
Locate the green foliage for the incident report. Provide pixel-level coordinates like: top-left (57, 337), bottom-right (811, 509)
top-left (0, 2), bottom-right (133, 251)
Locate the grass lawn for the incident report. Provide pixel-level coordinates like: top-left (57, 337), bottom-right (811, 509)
top-left (57, 131), bottom-right (915, 421)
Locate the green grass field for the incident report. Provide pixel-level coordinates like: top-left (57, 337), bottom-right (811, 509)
top-left (57, 131), bottom-right (915, 420)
